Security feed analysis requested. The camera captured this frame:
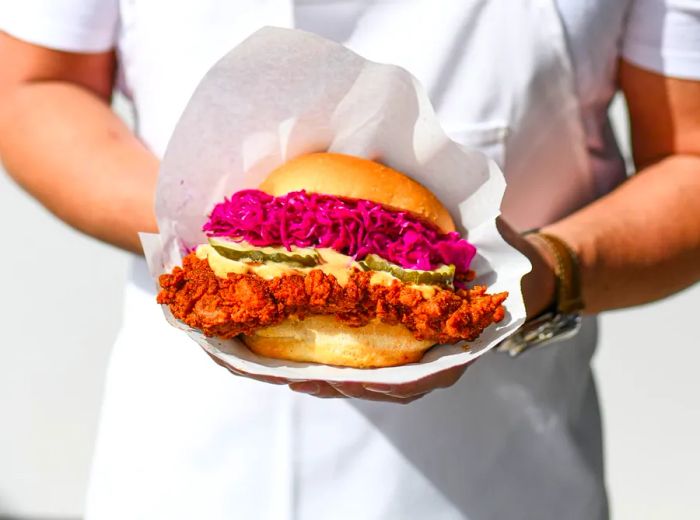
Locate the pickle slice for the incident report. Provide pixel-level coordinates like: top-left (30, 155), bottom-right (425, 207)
top-left (359, 254), bottom-right (455, 287)
top-left (208, 238), bottom-right (320, 267)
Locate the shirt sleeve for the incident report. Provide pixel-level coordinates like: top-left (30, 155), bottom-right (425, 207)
top-left (622, 0), bottom-right (700, 80)
top-left (0, 0), bottom-right (119, 53)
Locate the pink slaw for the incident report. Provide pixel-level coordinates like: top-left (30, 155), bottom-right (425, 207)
top-left (203, 190), bottom-right (476, 274)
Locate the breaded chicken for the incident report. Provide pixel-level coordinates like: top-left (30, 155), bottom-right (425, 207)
top-left (158, 253), bottom-right (507, 344)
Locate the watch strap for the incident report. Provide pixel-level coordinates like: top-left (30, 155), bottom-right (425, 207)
top-left (526, 231), bottom-right (584, 314)
top-left (497, 230), bottom-right (585, 357)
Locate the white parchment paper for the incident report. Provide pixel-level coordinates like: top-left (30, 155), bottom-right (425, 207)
top-left (141, 27), bottom-right (531, 384)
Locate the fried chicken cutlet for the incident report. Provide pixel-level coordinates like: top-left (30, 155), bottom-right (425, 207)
top-left (158, 253), bottom-right (508, 344)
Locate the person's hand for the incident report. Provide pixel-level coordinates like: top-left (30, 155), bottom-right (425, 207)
top-left (288, 363), bottom-right (470, 403)
top-left (496, 217), bottom-right (557, 319)
top-left (206, 350), bottom-right (470, 404)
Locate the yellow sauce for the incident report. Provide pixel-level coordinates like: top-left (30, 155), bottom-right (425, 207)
top-left (196, 244), bottom-right (437, 298)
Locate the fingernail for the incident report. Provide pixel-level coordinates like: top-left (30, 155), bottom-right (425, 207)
top-left (328, 382), bottom-right (357, 398)
top-left (362, 384), bottom-right (395, 394)
top-left (291, 381), bottom-right (320, 395)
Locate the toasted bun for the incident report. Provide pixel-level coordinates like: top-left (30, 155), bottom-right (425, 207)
top-left (242, 315), bottom-right (435, 368)
top-left (259, 152), bottom-right (455, 233)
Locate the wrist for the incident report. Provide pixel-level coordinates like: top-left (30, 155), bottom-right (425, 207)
top-left (522, 234), bottom-right (557, 319)
top-left (525, 230), bottom-right (585, 316)
top-left (497, 229), bottom-right (584, 356)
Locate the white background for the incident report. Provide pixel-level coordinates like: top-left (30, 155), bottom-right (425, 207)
top-left (0, 97), bottom-right (698, 519)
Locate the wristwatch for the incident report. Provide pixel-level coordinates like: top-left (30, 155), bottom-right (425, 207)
top-left (497, 231), bottom-right (584, 357)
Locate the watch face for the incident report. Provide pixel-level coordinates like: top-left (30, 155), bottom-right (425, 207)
top-left (497, 313), bottom-right (582, 357)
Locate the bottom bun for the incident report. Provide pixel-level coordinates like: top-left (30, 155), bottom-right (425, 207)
top-left (242, 315), bottom-right (435, 368)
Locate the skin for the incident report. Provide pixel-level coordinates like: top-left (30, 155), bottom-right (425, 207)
top-left (0, 38), bottom-right (159, 252)
top-left (1, 33), bottom-right (699, 403)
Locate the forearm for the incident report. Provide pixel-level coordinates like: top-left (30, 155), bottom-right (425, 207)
top-left (0, 81), bottom-right (158, 253)
top-left (544, 154), bottom-right (700, 313)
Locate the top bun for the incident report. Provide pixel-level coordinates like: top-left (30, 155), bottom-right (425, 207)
top-left (259, 153), bottom-right (456, 233)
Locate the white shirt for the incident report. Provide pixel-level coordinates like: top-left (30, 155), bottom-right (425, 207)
top-left (3, 0), bottom-right (700, 165)
top-left (2, 2), bottom-right (700, 519)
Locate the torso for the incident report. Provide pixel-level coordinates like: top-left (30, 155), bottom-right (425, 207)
top-left (118, 0), bottom-right (630, 210)
top-left (88, 2), bottom-right (622, 518)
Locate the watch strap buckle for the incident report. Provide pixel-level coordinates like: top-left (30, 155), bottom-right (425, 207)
top-left (496, 312), bottom-right (582, 357)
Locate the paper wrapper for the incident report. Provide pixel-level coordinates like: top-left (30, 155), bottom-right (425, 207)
top-left (141, 27), bottom-right (531, 385)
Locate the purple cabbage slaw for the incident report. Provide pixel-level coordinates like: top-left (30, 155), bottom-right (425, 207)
top-left (203, 189), bottom-right (476, 274)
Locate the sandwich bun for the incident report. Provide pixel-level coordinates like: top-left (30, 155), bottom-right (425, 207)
top-left (244, 153), bottom-right (454, 368)
top-left (243, 316), bottom-right (435, 368)
top-left (259, 152), bottom-right (456, 233)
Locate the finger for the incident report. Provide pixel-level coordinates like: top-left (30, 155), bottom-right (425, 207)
top-left (394, 364), bottom-right (467, 395)
top-left (289, 381), bottom-right (346, 398)
top-left (249, 374), bottom-right (291, 385)
top-left (496, 216), bottom-right (519, 245)
top-left (329, 381), bottom-right (376, 399)
top-left (363, 364), bottom-right (470, 397)
top-left (330, 382), bottom-right (428, 404)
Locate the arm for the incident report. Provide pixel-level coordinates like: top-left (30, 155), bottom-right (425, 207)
top-left (537, 60), bottom-right (700, 314)
top-left (0, 33), bottom-right (159, 253)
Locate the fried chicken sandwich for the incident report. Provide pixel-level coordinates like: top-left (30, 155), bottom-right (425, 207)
top-left (157, 153), bottom-right (507, 368)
